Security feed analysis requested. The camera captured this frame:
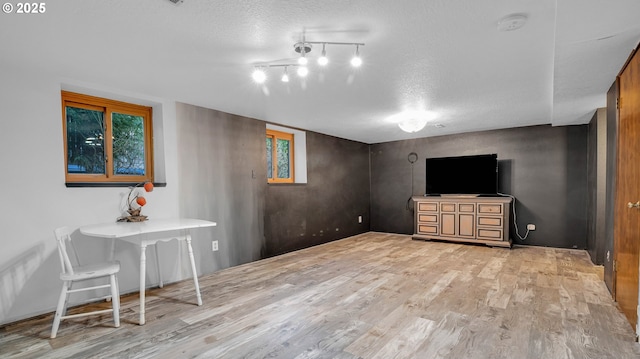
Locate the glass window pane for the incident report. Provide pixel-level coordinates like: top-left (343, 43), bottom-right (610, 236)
top-left (276, 138), bottom-right (290, 178)
top-left (266, 137), bottom-right (273, 179)
top-left (66, 106), bottom-right (105, 174)
top-left (112, 112), bottom-right (146, 175)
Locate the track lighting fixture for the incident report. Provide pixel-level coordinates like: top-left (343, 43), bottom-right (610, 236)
top-left (251, 37), bottom-right (365, 84)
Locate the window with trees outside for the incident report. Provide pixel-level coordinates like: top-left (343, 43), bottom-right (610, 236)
top-left (61, 91), bottom-right (153, 185)
top-left (266, 129), bottom-right (294, 183)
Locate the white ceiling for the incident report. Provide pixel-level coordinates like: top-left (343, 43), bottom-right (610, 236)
top-left (1, 0), bottom-right (639, 144)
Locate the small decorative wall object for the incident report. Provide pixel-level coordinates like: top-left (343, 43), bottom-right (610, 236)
top-left (117, 182), bottom-right (154, 222)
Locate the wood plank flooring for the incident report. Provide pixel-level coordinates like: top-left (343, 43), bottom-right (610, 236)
top-left (2, 232), bottom-right (639, 358)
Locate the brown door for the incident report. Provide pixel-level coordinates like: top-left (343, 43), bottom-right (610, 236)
top-left (614, 48), bottom-right (640, 331)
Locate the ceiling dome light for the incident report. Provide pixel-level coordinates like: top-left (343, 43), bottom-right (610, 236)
top-left (297, 66), bottom-right (309, 77)
top-left (398, 118), bottom-right (428, 133)
top-left (318, 44), bottom-right (329, 66)
top-left (350, 45), bottom-right (362, 67)
top-left (388, 110), bottom-right (438, 133)
top-left (252, 68), bottom-right (266, 83)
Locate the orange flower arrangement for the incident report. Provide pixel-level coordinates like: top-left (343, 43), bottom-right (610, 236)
top-left (118, 182), bottom-right (154, 222)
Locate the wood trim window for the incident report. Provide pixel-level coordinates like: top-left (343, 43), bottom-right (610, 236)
top-left (266, 129), bottom-right (294, 183)
top-left (61, 91), bottom-right (153, 184)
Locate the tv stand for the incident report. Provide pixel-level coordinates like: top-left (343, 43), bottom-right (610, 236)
top-left (439, 194), bottom-right (480, 198)
top-left (412, 196), bottom-right (512, 248)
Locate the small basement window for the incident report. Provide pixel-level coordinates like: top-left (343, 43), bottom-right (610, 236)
top-left (62, 91), bottom-right (154, 184)
top-left (267, 129), bottom-right (294, 183)
top-left (266, 124), bottom-right (307, 184)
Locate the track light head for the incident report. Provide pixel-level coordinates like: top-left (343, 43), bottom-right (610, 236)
top-left (281, 67), bottom-right (290, 82)
top-left (350, 45), bottom-right (362, 67)
top-left (294, 42), bottom-right (311, 65)
top-left (297, 66), bottom-right (309, 77)
top-left (318, 44), bottom-right (329, 66)
top-left (252, 68), bottom-right (266, 83)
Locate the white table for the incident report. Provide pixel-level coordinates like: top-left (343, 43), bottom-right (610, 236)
top-left (79, 218), bottom-right (216, 325)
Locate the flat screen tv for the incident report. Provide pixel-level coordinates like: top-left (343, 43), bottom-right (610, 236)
top-left (425, 154), bottom-right (498, 195)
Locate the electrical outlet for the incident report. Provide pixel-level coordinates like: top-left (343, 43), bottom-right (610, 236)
top-left (358, 215), bottom-right (363, 223)
top-left (527, 224), bottom-right (536, 231)
top-left (212, 240), bottom-right (219, 251)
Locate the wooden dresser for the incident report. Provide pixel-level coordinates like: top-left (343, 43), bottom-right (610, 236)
top-left (412, 196), bottom-right (512, 248)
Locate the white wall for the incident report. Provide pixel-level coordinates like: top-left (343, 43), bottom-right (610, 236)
top-left (0, 68), bottom-right (198, 325)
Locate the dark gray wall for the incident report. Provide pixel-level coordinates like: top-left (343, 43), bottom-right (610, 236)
top-left (264, 131), bottom-right (371, 257)
top-left (176, 103), bottom-right (267, 274)
top-left (587, 109), bottom-right (608, 265)
top-left (175, 101), bottom-right (590, 264)
top-left (604, 81), bottom-right (619, 292)
top-left (370, 124), bottom-right (589, 249)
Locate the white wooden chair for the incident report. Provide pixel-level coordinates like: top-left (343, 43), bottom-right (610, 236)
top-left (50, 227), bottom-right (121, 338)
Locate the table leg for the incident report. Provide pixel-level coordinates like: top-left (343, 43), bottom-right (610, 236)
top-left (185, 233), bottom-right (202, 306)
top-left (106, 238), bottom-right (117, 302)
top-left (139, 244), bottom-right (147, 325)
top-left (154, 244), bottom-right (163, 288)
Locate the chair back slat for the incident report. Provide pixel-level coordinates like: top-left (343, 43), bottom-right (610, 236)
top-left (54, 227), bottom-right (75, 275)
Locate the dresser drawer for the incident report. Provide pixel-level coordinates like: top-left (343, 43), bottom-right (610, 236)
top-left (478, 204), bottom-right (503, 214)
top-left (418, 224), bottom-right (439, 235)
top-left (477, 228), bottom-right (502, 239)
top-left (459, 203), bottom-right (475, 212)
top-left (418, 202), bottom-right (438, 212)
top-left (441, 203), bottom-right (456, 212)
top-left (418, 214), bottom-right (438, 223)
top-left (478, 217), bottom-right (502, 227)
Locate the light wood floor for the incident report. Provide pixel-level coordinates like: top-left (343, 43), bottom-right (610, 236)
top-left (2, 232), bottom-right (640, 358)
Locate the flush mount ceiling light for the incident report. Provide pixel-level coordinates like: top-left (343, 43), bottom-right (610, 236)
top-left (388, 110), bottom-right (438, 133)
top-left (398, 118), bottom-right (429, 133)
top-left (251, 36), bottom-right (365, 84)
top-left (497, 13), bottom-right (528, 32)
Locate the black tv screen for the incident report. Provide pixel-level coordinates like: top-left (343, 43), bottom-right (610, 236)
top-left (425, 154), bottom-right (498, 195)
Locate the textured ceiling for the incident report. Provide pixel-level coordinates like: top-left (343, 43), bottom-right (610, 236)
top-left (1, 0), bottom-right (639, 143)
